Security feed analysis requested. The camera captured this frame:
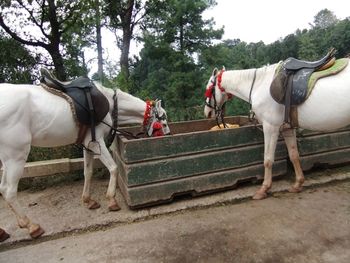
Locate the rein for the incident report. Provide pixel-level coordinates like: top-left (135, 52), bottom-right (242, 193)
top-left (104, 89), bottom-right (138, 146)
top-left (248, 69), bottom-right (257, 121)
top-left (247, 69), bottom-right (263, 132)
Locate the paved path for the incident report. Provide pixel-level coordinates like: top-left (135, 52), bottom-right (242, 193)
top-left (1, 168), bottom-right (350, 262)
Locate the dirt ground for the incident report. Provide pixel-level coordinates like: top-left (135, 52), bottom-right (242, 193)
top-left (0, 168), bottom-right (350, 263)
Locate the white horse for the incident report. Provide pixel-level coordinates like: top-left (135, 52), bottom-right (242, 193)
top-left (0, 82), bottom-right (170, 239)
top-left (204, 61), bottom-right (350, 200)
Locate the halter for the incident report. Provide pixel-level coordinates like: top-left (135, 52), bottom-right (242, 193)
top-left (205, 69), bottom-right (233, 128)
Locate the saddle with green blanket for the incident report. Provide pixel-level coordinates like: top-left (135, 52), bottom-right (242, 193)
top-left (40, 68), bottom-right (109, 143)
top-left (270, 49), bottom-right (349, 127)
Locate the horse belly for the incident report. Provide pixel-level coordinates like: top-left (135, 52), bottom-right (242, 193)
top-left (298, 70), bottom-right (350, 131)
top-left (31, 117), bottom-right (78, 147)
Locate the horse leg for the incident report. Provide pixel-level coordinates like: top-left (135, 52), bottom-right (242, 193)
top-left (98, 142), bottom-right (120, 211)
top-left (282, 128), bottom-right (305, 192)
top-left (82, 149), bottom-right (100, 209)
top-left (253, 123), bottom-right (280, 200)
top-left (0, 163), bottom-right (10, 242)
top-left (0, 160), bottom-right (6, 194)
top-left (1, 158), bottom-right (44, 238)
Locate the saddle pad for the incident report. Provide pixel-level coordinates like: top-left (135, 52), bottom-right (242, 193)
top-left (306, 58), bottom-right (349, 98)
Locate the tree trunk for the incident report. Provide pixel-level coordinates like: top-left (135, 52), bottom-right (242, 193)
top-left (47, 0), bottom-right (67, 81)
top-left (49, 47), bottom-right (67, 81)
top-left (120, 0), bottom-right (134, 79)
top-left (120, 27), bottom-right (132, 79)
top-left (95, 0), bottom-right (104, 82)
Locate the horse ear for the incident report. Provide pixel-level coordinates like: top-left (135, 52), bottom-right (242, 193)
top-left (212, 68), bottom-right (218, 76)
top-left (222, 66), bottom-right (226, 71)
top-left (160, 99), bottom-right (165, 108)
top-left (155, 99), bottom-right (162, 109)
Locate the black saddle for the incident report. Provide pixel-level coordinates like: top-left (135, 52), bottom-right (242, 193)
top-left (283, 48), bottom-right (336, 71)
top-left (270, 48), bottom-right (337, 126)
top-left (40, 68), bottom-right (109, 142)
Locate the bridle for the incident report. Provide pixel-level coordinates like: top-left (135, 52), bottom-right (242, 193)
top-left (104, 90), bottom-right (169, 145)
top-left (205, 69), bottom-right (233, 128)
top-left (143, 100), bottom-right (168, 136)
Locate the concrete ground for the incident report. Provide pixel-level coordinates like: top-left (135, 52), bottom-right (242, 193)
top-left (0, 167), bottom-right (350, 262)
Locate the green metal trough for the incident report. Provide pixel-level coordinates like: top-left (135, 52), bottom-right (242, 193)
top-left (114, 116), bottom-right (287, 208)
top-left (297, 126), bottom-right (350, 170)
top-left (114, 116), bottom-right (350, 208)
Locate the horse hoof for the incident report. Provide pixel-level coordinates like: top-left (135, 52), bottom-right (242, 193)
top-left (108, 203), bottom-right (121, 212)
top-left (0, 229), bottom-right (10, 242)
top-left (87, 200), bottom-right (101, 210)
top-left (29, 224), bottom-right (45, 239)
top-left (253, 191), bottom-right (267, 200)
top-left (289, 186), bottom-right (302, 193)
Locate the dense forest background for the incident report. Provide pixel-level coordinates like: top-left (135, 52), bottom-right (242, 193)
top-left (1, 0), bottom-right (350, 122)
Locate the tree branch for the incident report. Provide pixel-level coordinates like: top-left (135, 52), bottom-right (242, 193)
top-left (0, 15), bottom-right (48, 49)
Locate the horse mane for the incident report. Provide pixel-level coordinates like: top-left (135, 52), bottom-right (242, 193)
top-left (93, 82), bottom-right (144, 105)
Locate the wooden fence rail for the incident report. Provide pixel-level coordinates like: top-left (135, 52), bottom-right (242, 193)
top-left (0, 158), bottom-right (104, 179)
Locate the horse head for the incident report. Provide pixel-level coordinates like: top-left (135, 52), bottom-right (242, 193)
top-left (144, 99), bottom-right (171, 137)
top-left (101, 86), bottom-right (170, 137)
top-left (204, 67), bottom-right (232, 119)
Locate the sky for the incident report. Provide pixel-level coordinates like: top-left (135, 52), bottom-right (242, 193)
top-left (203, 0), bottom-right (350, 44)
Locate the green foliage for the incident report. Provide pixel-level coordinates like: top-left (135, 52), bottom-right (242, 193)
top-left (144, 0), bottom-right (223, 53)
top-left (130, 38), bottom-right (206, 121)
top-left (115, 70), bottom-right (132, 92)
top-left (128, 0), bottom-right (224, 121)
top-left (28, 146), bottom-right (82, 162)
top-left (0, 0), bottom-right (98, 80)
top-left (0, 33), bottom-right (37, 83)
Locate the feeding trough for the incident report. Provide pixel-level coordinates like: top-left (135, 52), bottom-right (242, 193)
top-left (297, 126), bottom-right (350, 170)
top-left (113, 116), bottom-right (288, 208)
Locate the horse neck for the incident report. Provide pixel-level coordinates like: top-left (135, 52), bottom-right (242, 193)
top-left (222, 65), bottom-right (277, 102)
top-left (94, 83), bottom-right (146, 125)
top-left (117, 89), bottom-right (146, 125)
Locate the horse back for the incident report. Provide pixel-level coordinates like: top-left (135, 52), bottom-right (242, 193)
top-left (298, 64), bottom-right (350, 131)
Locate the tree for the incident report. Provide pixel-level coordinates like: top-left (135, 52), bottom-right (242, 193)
top-left (104, 0), bottom-right (146, 80)
top-left (0, 0), bottom-right (94, 80)
top-left (0, 32), bottom-right (37, 83)
top-left (311, 9), bottom-right (339, 29)
top-left (131, 38), bottom-right (206, 120)
top-left (327, 18), bottom-right (350, 57)
top-left (145, 0), bottom-right (223, 54)
top-left (298, 33), bottom-right (318, 60)
top-left (130, 0), bottom-right (223, 121)
top-left (95, 0), bottom-right (104, 82)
